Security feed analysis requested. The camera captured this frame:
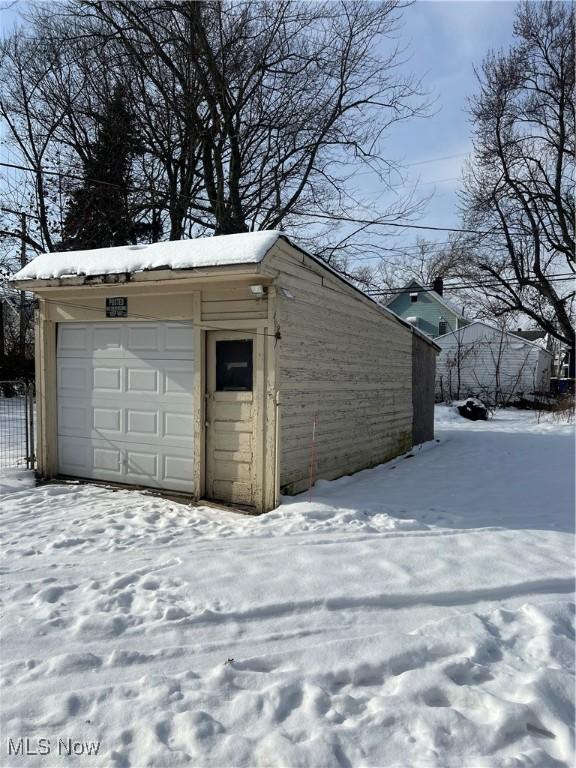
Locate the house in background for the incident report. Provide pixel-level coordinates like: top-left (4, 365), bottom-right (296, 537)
top-left (512, 328), bottom-right (571, 379)
top-left (386, 278), bottom-right (469, 338)
top-left (10, 231), bottom-right (438, 513)
top-left (435, 320), bottom-right (553, 404)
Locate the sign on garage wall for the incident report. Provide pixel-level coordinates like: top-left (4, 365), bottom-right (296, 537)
top-left (106, 297), bottom-right (128, 318)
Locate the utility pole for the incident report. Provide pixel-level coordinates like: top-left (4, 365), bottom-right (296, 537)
top-left (19, 212), bottom-right (26, 358)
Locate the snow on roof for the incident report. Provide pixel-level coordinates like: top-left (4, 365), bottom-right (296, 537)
top-left (512, 329), bottom-right (546, 341)
top-left (10, 230), bottom-right (283, 282)
top-left (10, 229), bottom-right (440, 350)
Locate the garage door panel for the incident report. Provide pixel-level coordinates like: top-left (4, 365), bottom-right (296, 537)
top-left (127, 367), bottom-right (159, 394)
top-left (127, 325), bottom-right (159, 352)
top-left (126, 450), bottom-right (157, 481)
top-left (57, 322), bottom-right (195, 493)
top-left (59, 436), bottom-right (90, 471)
top-left (93, 407), bottom-right (122, 432)
top-left (93, 325), bottom-right (123, 352)
top-left (59, 404), bottom-right (89, 434)
top-left (59, 325), bottom-right (88, 354)
top-left (165, 324), bottom-right (196, 352)
top-left (60, 437), bottom-right (195, 492)
top-left (163, 454), bottom-right (195, 487)
top-left (127, 409), bottom-right (158, 437)
top-left (58, 323), bottom-right (196, 360)
top-left (164, 412), bottom-right (194, 439)
top-left (58, 406), bottom-right (194, 445)
top-left (58, 361), bottom-right (89, 393)
top-left (93, 366), bottom-right (122, 392)
top-left (164, 367), bottom-right (193, 396)
top-left (93, 446), bottom-right (122, 473)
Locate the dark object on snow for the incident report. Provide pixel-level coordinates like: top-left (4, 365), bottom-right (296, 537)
top-left (551, 377), bottom-right (575, 396)
top-left (458, 398), bottom-right (488, 421)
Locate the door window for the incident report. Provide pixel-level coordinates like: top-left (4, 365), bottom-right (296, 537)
top-left (216, 339), bottom-right (253, 391)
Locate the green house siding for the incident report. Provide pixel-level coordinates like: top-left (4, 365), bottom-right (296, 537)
top-left (387, 290), bottom-right (463, 338)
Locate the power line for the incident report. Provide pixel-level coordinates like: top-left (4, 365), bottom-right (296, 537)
top-left (4, 254), bottom-right (572, 301)
top-left (404, 152), bottom-right (470, 168)
top-left (3, 265), bottom-right (573, 350)
top-left (0, 159), bottom-right (154, 195)
top-left (15, 276), bottom-right (572, 349)
top-left (292, 210), bottom-right (511, 237)
top-left (365, 275), bottom-right (575, 296)
top-left (315, 239), bottom-right (457, 261)
top-left (0, 158), bottom-right (513, 237)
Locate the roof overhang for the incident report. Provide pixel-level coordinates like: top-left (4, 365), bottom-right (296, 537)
top-left (12, 233), bottom-right (440, 352)
top-left (10, 262), bottom-right (265, 292)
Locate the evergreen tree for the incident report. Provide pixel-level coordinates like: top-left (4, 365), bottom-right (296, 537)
top-left (62, 86), bottom-right (144, 250)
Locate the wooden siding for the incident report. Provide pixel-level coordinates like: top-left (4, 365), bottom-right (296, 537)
top-left (412, 334), bottom-right (436, 444)
top-left (201, 285), bottom-right (268, 323)
top-left (435, 322), bottom-right (553, 402)
top-left (32, 278), bottom-right (278, 512)
top-left (267, 240), bottom-right (414, 495)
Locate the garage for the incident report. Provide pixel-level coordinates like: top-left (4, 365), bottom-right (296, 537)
top-left (56, 321), bottom-right (195, 492)
top-left (11, 230), bottom-right (438, 512)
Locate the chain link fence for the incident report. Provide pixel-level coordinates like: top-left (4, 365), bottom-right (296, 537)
top-left (0, 380), bottom-right (35, 470)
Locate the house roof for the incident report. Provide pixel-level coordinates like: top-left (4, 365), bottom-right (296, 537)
top-left (386, 278), bottom-right (466, 320)
top-left (435, 319), bottom-right (553, 355)
top-left (9, 231), bottom-right (440, 351)
top-left (10, 230), bottom-right (281, 282)
top-left (511, 329), bottom-right (547, 342)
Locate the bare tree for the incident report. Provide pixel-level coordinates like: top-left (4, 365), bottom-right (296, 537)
top-left (459, 1), bottom-right (575, 371)
top-left (2, 0), bottom-right (431, 260)
top-left (439, 331), bottom-right (477, 403)
top-left (376, 238), bottom-right (462, 288)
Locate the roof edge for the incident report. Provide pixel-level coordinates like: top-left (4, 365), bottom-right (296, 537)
top-left (11, 231), bottom-right (440, 351)
top-left (385, 277), bottom-right (467, 320)
top-left (10, 262), bottom-right (264, 291)
top-left (434, 319), bottom-right (554, 354)
top-left (276, 236), bottom-right (441, 352)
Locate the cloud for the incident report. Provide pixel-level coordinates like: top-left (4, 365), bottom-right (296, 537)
top-left (414, 1), bottom-right (517, 61)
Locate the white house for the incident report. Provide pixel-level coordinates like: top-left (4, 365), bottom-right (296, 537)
top-left (435, 320), bottom-right (553, 404)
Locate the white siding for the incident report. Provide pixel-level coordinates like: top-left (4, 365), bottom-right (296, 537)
top-left (435, 322), bottom-right (552, 403)
top-left (268, 241), bottom-right (414, 495)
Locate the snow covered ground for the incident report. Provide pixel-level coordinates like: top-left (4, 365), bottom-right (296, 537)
top-left (0, 407), bottom-right (573, 767)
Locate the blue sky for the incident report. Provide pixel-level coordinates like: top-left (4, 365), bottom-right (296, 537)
top-left (1, 0), bottom-right (520, 252)
top-left (375, 1), bottom-right (518, 247)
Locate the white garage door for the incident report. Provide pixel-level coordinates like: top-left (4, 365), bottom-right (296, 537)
top-left (57, 322), bottom-right (195, 492)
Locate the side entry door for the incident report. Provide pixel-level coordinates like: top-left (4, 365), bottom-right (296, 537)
top-left (205, 331), bottom-right (256, 507)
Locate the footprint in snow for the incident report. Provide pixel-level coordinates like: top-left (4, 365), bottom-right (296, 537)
top-left (35, 584), bottom-right (77, 604)
top-left (50, 537), bottom-right (91, 549)
top-left (163, 606), bottom-right (189, 621)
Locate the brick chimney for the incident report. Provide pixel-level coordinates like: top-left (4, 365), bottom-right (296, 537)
top-left (433, 276), bottom-right (444, 296)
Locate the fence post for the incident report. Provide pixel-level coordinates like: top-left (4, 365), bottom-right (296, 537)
top-left (24, 382), bottom-right (30, 470)
top-left (29, 381), bottom-right (35, 470)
